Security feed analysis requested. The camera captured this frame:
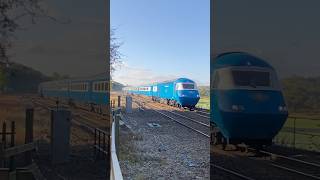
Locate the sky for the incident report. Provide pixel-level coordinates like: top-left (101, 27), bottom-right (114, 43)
top-left (213, 0), bottom-right (320, 78)
top-left (111, 0), bottom-right (210, 86)
top-left (9, 0), bottom-right (107, 78)
top-left (7, 0), bottom-right (320, 84)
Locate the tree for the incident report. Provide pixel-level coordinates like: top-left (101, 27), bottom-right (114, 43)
top-left (51, 72), bottom-right (70, 80)
top-left (110, 29), bottom-right (123, 78)
top-left (0, 0), bottom-right (59, 63)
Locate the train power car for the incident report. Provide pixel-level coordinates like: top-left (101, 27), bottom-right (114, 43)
top-left (210, 52), bottom-right (288, 148)
top-left (124, 78), bottom-right (200, 110)
top-left (38, 73), bottom-right (109, 109)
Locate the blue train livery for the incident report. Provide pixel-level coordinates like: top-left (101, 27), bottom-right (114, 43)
top-left (211, 52), bottom-right (288, 147)
top-left (124, 78), bottom-right (200, 110)
top-left (38, 73), bottom-right (109, 106)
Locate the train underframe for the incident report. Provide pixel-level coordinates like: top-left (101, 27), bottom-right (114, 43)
top-left (210, 122), bottom-right (272, 151)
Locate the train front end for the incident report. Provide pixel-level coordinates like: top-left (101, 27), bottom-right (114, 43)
top-left (174, 78), bottom-right (200, 109)
top-left (211, 52), bottom-right (288, 146)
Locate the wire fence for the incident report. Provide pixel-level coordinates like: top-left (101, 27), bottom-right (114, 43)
top-left (274, 116), bottom-right (320, 152)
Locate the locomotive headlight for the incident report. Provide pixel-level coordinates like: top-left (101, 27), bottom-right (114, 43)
top-left (278, 105), bottom-right (288, 112)
top-left (231, 105), bottom-right (245, 112)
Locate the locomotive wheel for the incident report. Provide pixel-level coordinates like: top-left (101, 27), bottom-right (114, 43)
top-left (213, 136), bottom-right (219, 145)
top-left (212, 132), bottom-right (222, 145)
top-left (221, 137), bottom-right (227, 150)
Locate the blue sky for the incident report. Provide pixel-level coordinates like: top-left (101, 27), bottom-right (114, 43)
top-left (111, 0), bottom-right (210, 86)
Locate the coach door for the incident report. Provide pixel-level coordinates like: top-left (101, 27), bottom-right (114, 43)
top-left (152, 85), bottom-right (158, 97)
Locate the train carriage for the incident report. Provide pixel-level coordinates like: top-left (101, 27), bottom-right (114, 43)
top-left (38, 73), bottom-right (109, 106)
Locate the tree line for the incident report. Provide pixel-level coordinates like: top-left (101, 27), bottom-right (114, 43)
top-left (281, 76), bottom-right (320, 113)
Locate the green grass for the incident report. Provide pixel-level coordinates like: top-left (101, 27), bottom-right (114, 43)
top-left (274, 131), bottom-right (320, 152)
top-left (196, 96), bottom-right (210, 109)
top-left (276, 113), bottom-right (320, 152)
top-left (283, 116), bottom-right (320, 129)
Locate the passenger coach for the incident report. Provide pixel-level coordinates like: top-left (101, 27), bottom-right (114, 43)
top-left (39, 73), bottom-right (109, 107)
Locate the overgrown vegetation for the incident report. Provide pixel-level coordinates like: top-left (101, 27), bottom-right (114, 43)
top-left (111, 81), bottom-right (124, 91)
top-left (0, 62), bottom-right (49, 93)
top-left (281, 76), bottom-right (320, 114)
top-left (197, 86), bottom-right (210, 109)
top-left (1, 0), bottom-right (57, 63)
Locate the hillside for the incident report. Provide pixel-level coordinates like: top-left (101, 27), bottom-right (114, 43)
top-left (0, 62), bottom-right (50, 93)
top-left (111, 81), bottom-right (125, 91)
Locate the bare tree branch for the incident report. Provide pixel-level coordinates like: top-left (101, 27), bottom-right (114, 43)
top-left (0, 0), bottom-right (66, 63)
top-left (110, 28), bottom-right (123, 78)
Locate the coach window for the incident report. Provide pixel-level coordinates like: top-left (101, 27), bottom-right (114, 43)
top-left (101, 83), bottom-right (104, 91)
top-left (105, 82), bottom-right (108, 91)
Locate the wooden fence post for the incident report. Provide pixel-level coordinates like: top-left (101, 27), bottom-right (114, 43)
top-left (94, 129), bottom-right (97, 158)
top-left (9, 121), bottom-right (15, 170)
top-left (0, 143), bottom-right (4, 168)
top-left (25, 108), bottom-right (34, 166)
top-left (117, 96), bottom-right (121, 107)
top-left (2, 122), bottom-right (6, 167)
top-left (293, 117), bottom-right (296, 149)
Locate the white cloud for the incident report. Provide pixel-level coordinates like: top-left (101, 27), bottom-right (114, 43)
top-left (113, 63), bottom-right (178, 86)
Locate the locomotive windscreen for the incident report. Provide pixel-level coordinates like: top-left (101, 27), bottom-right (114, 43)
top-left (176, 83), bottom-right (197, 90)
top-left (232, 70), bottom-right (270, 87)
top-left (182, 84), bottom-right (195, 89)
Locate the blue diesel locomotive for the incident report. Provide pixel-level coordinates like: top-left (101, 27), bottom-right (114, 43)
top-left (124, 78), bottom-right (200, 110)
top-left (38, 73), bottom-right (109, 107)
top-left (211, 52), bottom-right (288, 147)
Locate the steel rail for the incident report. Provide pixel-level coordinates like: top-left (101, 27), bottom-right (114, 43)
top-left (212, 164), bottom-right (256, 180)
top-left (144, 102), bottom-right (210, 138)
top-left (247, 148), bottom-right (320, 179)
top-left (271, 163), bottom-right (320, 180)
top-left (166, 110), bottom-right (210, 127)
top-left (136, 96), bottom-right (211, 120)
top-left (255, 149), bottom-right (320, 168)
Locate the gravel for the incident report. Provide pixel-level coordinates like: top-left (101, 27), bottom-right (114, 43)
top-left (118, 97), bottom-right (210, 179)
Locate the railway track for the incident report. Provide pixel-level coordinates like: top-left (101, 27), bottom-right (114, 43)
top-left (194, 108), bottom-right (210, 117)
top-left (135, 95), bottom-right (210, 124)
top-left (211, 163), bottom-right (256, 180)
top-left (31, 97), bottom-right (109, 133)
top-left (253, 149), bottom-right (320, 179)
top-left (135, 98), bottom-right (210, 138)
top-left (212, 143), bottom-right (320, 179)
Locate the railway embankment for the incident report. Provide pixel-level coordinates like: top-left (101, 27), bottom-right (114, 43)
top-left (115, 93), bottom-right (210, 179)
